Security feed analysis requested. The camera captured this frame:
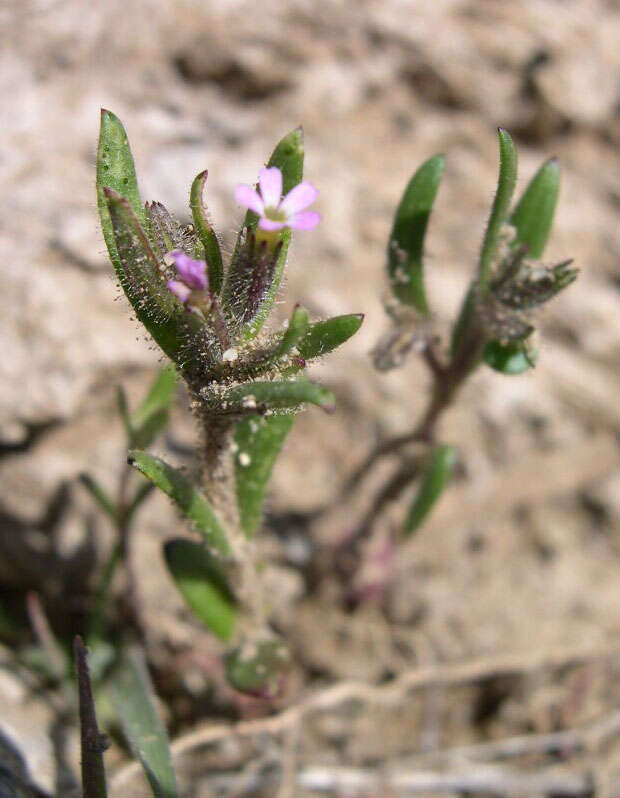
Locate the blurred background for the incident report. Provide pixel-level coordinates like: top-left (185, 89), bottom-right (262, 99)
top-left (1, 0), bottom-right (620, 795)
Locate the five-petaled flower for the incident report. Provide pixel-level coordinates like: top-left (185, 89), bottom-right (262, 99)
top-left (235, 167), bottom-right (321, 232)
top-left (166, 250), bottom-right (208, 308)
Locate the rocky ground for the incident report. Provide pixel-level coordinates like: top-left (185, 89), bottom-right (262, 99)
top-left (1, 0), bottom-right (620, 795)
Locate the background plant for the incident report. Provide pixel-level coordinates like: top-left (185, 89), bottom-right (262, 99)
top-left (338, 128), bottom-right (576, 587)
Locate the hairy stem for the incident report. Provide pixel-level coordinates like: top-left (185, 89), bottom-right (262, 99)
top-left (200, 414), bottom-right (268, 630)
top-left (200, 417), bottom-right (239, 533)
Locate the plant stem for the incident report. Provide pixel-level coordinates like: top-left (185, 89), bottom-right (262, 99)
top-left (200, 414), bottom-right (268, 631)
top-left (337, 318), bottom-right (485, 531)
top-left (200, 417), bottom-right (239, 531)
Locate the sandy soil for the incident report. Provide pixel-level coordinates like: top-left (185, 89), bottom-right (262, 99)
top-left (1, 0), bottom-right (620, 795)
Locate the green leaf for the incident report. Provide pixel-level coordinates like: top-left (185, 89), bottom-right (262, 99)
top-left (79, 474), bottom-right (116, 522)
top-left (109, 648), bottom-right (177, 798)
top-left (216, 380), bottom-right (335, 415)
top-left (119, 367), bottom-right (177, 450)
top-left (483, 339), bottom-right (537, 375)
top-left (129, 409), bottom-right (170, 450)
top-left (277, 305), bottom-right (310, 357)
top-left (239, 128), bottom-right (305, 339)
top-left (270, 126), bottom-right (305, 196)
top-left (117, 386), bottom-right (133, 442)
top-left (510, 157), bottom-right (560, 259)
top-left (97, 112), bottom-right (201, 366)
top-left (164, 539), bottom-right (237, 641)
top-left (404, 444), bottom-right (457, 536)
top-left (478, 129), bottom-right (518, 287)
top-left (235, 414), bottom-right (295, 537)
top-left (97, 109), bottom-right (145, 245)
top-left (388, 154), bottom-right (445, 314)
top-left (74, 636), bottom-right (108, 798)
top-left (132, 365), bottom-right (177, 428)
top-left (104, 188), bottom-right (192, 362)
top-left (189, 170), bottom-right (223, 293)
top-left (125, 480), bottom-right (155, 526)
top-left (127, 451), bottom-right (230, 556)
top-left (225, 638), bottom-right (292, 696)
top-left (297, 314), bottom-right (364, 360)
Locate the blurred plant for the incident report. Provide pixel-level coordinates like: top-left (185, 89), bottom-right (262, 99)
top-left (79, 365), bottom-right (176, 641)
top-left (346, 129), bottom-right (576, 574)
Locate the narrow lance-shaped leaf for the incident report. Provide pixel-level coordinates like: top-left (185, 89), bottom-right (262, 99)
top-left (404, 444), bottom-right (457, 536)
top-left (128, 451), bottom-right (231, 556)
top-left (117, 368), bottom-right (177, 450)
top-left (478, 129), bottom-right (518, 287)
top-left (74, 636), bottom-right (108, 798)
top-left (132, 365), bottom-right (177, 428)
top-left (235, 413), bottom-right (295, 537)
top-left (483, 338), bottom-right (537, 375)
top-left (297, 313), bottom-right (364, 360)
top-left (96, 109), bottom-right (145, 259)
top-left (277, 304), bottom-right (310, 357)
top-left (129, 409), bottom-right (170, 451)
top-left (117, 385), bottom-right (133, 442)
top-left (125, 480), bottom-right (155, 526)
top-left (98, 113), bottom-right (181, 356)
top-left (213, 380), bottom-right (335, 415)
top-left (388, 154), bottom-right (445, 314)
top-left (79, 474), bottom-right (117, 522)
top-left (510, 158), bottom-right (560, 259)
top-left (452, 130), bottom-right (518, 359)
top-left (189, 170), bottom-right (223, 293)
top-left (109, 649), bottom-right (177, 798)
top-left (104, 188), bottom-right (192, 362)
top-left (164, 539), bottom-right (237, 641)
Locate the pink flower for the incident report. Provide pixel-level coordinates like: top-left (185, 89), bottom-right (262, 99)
top-left (234, 167), bottom-right (321, 232)
top-left (166, 250), bottom-right (207, 306)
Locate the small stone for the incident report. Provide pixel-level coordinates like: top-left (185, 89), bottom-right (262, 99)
top-left (222, 348), bottom-right (238, 363)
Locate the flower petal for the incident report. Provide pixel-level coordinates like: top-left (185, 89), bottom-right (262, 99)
top-left (169, 250), bottom-right (207, 290)
top-left (234, 184), bottom-right (265, 216)
top-left (288, 211), bottom-right (322, 230)
top-left (280, 182), bottom-right (319, 216)
top-left (258, 217), bottom-right (287, 231)
top-left (258, 167), bottom-right (283, 208)
top-left (167, 279), bottom-right (192, 303)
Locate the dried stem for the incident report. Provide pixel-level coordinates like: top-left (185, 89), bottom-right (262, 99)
top-left (340, 315), bottom-right (485, 512)
top-left (74, 636), bottom-right (108, 798)
top-left (112, 642), bottom-right (619, 792)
